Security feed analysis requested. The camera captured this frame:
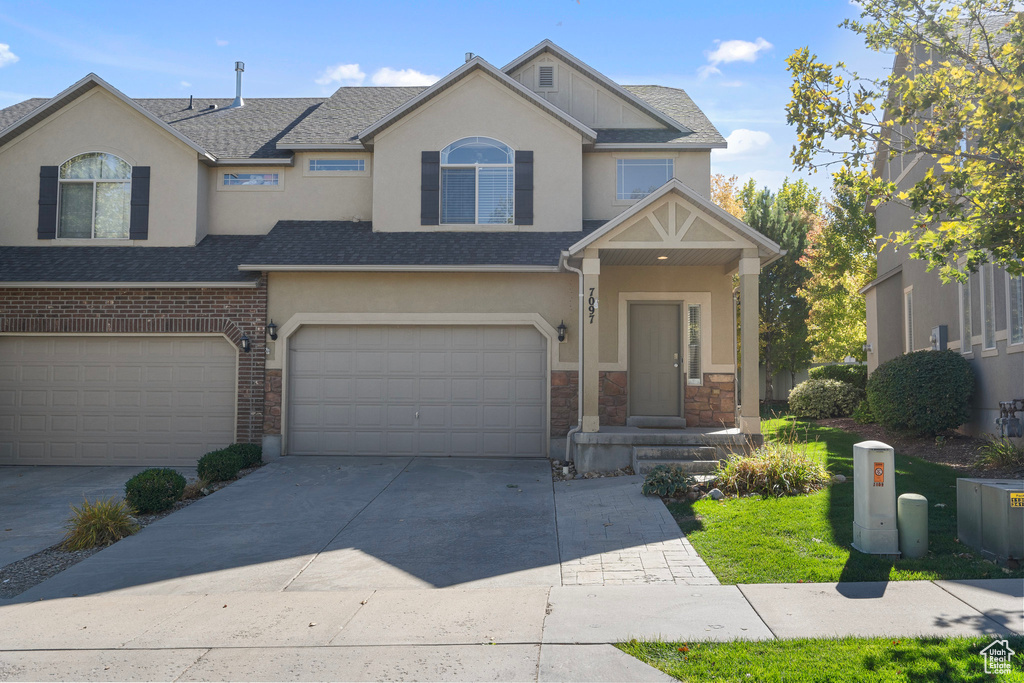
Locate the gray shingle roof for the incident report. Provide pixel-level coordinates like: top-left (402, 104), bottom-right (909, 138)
top-left (619, 86), bottom-right (725, 146)
top-left (278, 87), bottom-right (427, 146)
top-left (0, 83), bottom-right (723, 158)
top-left (242, 221), bottom-right (607, 268)
top-left (133, 98), bottom-right (323, 159)
top-left (0, 235), bottom-right (262, 283)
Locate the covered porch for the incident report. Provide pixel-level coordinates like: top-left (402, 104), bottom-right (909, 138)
top-left (561, 180), bottom-right (782, 473)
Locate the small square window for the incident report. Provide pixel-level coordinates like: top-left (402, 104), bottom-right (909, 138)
top-left (223, 173), bottom-right (278, 186)
top-left (616, 159), bottom-right (673, 201)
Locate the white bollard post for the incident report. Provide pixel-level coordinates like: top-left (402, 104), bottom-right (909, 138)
top-left (852, 440), bottom-right (899, 555)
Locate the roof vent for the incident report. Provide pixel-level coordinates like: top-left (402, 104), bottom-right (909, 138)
top-left (187, 95), bottom-right (194, 110)
top-left (208, 103), bottom-right (218, 110)
top-left (228, 61), bottom-right (245, 109)
top-left (538, 65), bottom-right (555, 89)
top-left (465, 52), bottom-right (475, 63)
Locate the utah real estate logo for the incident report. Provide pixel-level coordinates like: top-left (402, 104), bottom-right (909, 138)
top-left (980, 638), bottom-right (1016, 675)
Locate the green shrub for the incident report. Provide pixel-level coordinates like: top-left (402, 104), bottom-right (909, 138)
top-left (977, 435), bottom-right (1024, 468)
top-left (715, 441), bottom-right (831, 497)
top-left (61, 497), bottom-right (139, 550)
top-left (852, 399), bottom-right (875, 424)
top-left (866, 350), bottom-right (974, 436)
top-left (808, 364), bottom-right (868, 390)
top-left (196, 449), bottom-right (244, 483)
top-left (124, 468), bottom-right (186, 513)
top-left (787, 379), bottom-right (863, 419)
top-left (642, 465), bottom-right (694, 497)
top-left (223, 443), bottom-right (262, 469)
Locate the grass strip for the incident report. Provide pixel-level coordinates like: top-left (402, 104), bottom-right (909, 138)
top-left (617, 635), bottom-right (1024, 682)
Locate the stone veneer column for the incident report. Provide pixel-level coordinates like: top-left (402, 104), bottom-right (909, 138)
top-left (582, 255), bottom-right (600, 432)
top-left (738, 253), bottom-right (761, 435)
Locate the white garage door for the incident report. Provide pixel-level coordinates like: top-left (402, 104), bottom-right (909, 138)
top-left (0, 336), bottom-right (237, 466)
top-left (288, 325), bottom-right (547, 457)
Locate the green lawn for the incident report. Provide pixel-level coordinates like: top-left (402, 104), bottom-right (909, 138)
top-left (618, 636), bottom-right (1024, 682)
top-left (667, 418), bottom-right (1024, 584)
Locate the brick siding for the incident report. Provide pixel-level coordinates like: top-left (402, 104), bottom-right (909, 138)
top-left (685, 373), bottom-right (736, 427)
top-left (0, 280), bottom-right (268, 443)
top-left (550, 370), bottom-right (628, 437)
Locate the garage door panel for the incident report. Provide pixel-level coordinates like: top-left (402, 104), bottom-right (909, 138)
top-left (0, 336), bottom-right (236, 466)
top-left (288, 325), bottom-right (545, 458)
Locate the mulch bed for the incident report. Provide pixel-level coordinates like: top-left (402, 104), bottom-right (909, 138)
top-left (0, 464), bottom-right (263, 600)
top-left (818, 418), bottom-right (1024, 480)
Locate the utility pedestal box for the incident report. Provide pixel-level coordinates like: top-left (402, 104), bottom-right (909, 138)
top-left (852, 440), bottom-right (899, 555)
top-left (957, 479), bottom-right (1024, 566)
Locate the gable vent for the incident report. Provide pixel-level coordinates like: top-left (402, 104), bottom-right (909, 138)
top-left (537, 65), bottom-right (555, 90)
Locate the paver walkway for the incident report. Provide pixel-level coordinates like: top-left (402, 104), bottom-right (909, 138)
top-left (554, 475), bottom-right (718, 586)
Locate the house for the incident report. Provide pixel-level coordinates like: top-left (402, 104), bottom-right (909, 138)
top-left (863, 25), bottom-right (1024, 440)
top-left (0, 41), bottom-right (780, 472)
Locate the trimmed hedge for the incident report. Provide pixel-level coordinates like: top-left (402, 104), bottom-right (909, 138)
top-left (124, 468), bottom-right (186, 513)
top-left (866, 350), bottom-right (974, 436)
top-left (224, 443), bottom-right (262, 469)
top-left (808, 364), bottom-right (868, 390)
top-left (787, 378), bottom-right (863, 419)
top-left (197, 449), bottom-right (244, 483)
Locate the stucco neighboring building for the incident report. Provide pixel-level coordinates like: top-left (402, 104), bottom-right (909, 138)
top-left (0, 41), bottom-right (780, 471)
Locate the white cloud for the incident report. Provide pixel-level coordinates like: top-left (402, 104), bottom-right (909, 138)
top-left (0, 43), bottom-right (19, 68)
top-left (315, 63), bottom-right (367, 86)
top-left (180, 80), bottom-right (191, 88)
top-left (720, 80), bottom-right (745, 88)
top-left (215, 39), bottom-right (229, 47)
top-left (370, 67), bottom-right (439, 87)
top-left (714, 129), bottom-right (773, 160)
top-left (697, 64), bottom-right (721, 80)
top-left (706, 37), bottom-right (773, 66)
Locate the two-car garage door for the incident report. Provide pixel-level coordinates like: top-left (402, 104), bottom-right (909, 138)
top-left (288, 325), bottom-right (547, 457)
top-left (0, 336), bottom-right (236, 466)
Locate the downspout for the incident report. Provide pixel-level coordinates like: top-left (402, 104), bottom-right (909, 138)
top-left (560, 251), bottom-right (584, 463)
top-left (732, 284), bottom-right (740, 423)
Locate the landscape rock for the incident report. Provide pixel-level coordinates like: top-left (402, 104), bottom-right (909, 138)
top-left (709, 488), bottom-right (725, 500)
top-left (832, 474), bottom-right (847, 483)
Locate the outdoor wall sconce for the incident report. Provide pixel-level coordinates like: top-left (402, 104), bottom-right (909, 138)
top-left (557, 320), bottom-right (567, 343)
top-left (266, 320), bottom-right (278, 340)
top-left (240, 333), bottom-right (251, 353)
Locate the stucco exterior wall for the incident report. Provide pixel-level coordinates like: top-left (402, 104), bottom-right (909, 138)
top-left (0, 88), bottom-right (201, 247)
top-left (583, 151), bottom-right (711, 220)
top-left (509, 55), bottom-right (662, 129)
top-left (205, 152), bottom-right (373, 235)
top-left (370, 72), bottom-right (584, 232)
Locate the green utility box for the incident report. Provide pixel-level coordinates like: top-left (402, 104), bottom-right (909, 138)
top-left (956, 478), bottom-right (1024, 567)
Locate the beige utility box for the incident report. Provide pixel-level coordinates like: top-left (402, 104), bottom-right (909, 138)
top-left (852, 440), bottom-right (899, 555)
top-left (956, 479), bottom-right (1024, 566)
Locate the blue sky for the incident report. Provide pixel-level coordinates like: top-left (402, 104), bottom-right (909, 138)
top-left (0, 0), bottom-right (891, 196)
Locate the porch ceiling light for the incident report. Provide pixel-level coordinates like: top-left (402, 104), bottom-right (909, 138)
top-left (240, 333), bottom-right (251, 353)
top-left (266, 320), bottom-right (278, 340)
top-left (557, 320), bottom-right (567, 343)
top-left (657, 255), bottom-right (668, 260)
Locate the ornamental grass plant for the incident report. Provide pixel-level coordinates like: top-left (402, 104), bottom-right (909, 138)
top-left (61, 497), bottom-right (140, 551)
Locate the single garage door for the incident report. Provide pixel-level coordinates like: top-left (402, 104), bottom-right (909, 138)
top-left (288, 325), bottom-right (546, 457)
top-left (0, 336), bottom-right (237, 466)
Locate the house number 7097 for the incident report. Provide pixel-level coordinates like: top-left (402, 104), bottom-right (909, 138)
top-left (588, 288), bottom-right (596, 324)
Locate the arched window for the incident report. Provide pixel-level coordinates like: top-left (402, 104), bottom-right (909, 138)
top-left (440, 137), bottom-right (513, 224)
top-left (58, 153), bottom-right (132, 238)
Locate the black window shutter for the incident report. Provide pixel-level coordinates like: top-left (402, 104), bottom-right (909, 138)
top-left (37, 166), bottom-right (58, 239)
top-left (129, 166), bottom-right (150, 240)
top-left (514, 151), bottom-right (534, 225)
top-left (420, 151), bottom-right (440, 226)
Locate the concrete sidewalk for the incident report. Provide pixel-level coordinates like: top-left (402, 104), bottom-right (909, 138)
top-left (0, 578), bottom-right (1019, 681)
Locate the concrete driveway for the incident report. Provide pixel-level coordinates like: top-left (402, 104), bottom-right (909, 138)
top-left (6, 456), bottom-right (561, 601)
top-left (0, 466), bottom-right (196, 568)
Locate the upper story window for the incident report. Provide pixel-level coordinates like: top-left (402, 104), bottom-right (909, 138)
top-left (1009, 274), bottom-right (1024, 346)
top-left (959, 274), bottom-right (973, 354)
top-left (58, 153), bottom-right (131, 239)
top-left (616, 159), bottom-right (673, 201)
top-left (981, 264), bottom-right (996, 350)
top-left (224, 173), bottom-right (278, 186)
top-left (440, 137), bottom-right (513, 225)
top-left (309, 159), bottom-right (364, 172)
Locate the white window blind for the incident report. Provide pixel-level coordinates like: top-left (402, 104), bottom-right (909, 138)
top-left (960, 275), bottom-right (973, 354)
top-left (441, 168), bottom-right (475, 224)
top-left (687, 304), bottom-right (702, 386)
top-left (981, 265), bottom-right (996, 350)
top-left (1010, 275), bottom-right (1023, 346)
top-left (905, 289), bottom-right (914, 352)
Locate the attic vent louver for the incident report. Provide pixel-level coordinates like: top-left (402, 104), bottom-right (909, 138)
top-left (538, 65), bottom-right (555, 89)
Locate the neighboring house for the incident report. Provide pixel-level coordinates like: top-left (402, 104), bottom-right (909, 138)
top-left (0, 41), bottom-right (780, 471)
top-left (863, 28), bottom-right (1024, 439)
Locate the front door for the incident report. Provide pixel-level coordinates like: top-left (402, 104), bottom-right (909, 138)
top-left (629, 303), bottom-right (682, 417)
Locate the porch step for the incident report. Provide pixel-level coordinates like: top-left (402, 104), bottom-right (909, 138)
top-left (632, 445), bottom-right (722, 476)
top-left (626, 415), bottom-right (687, 429)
